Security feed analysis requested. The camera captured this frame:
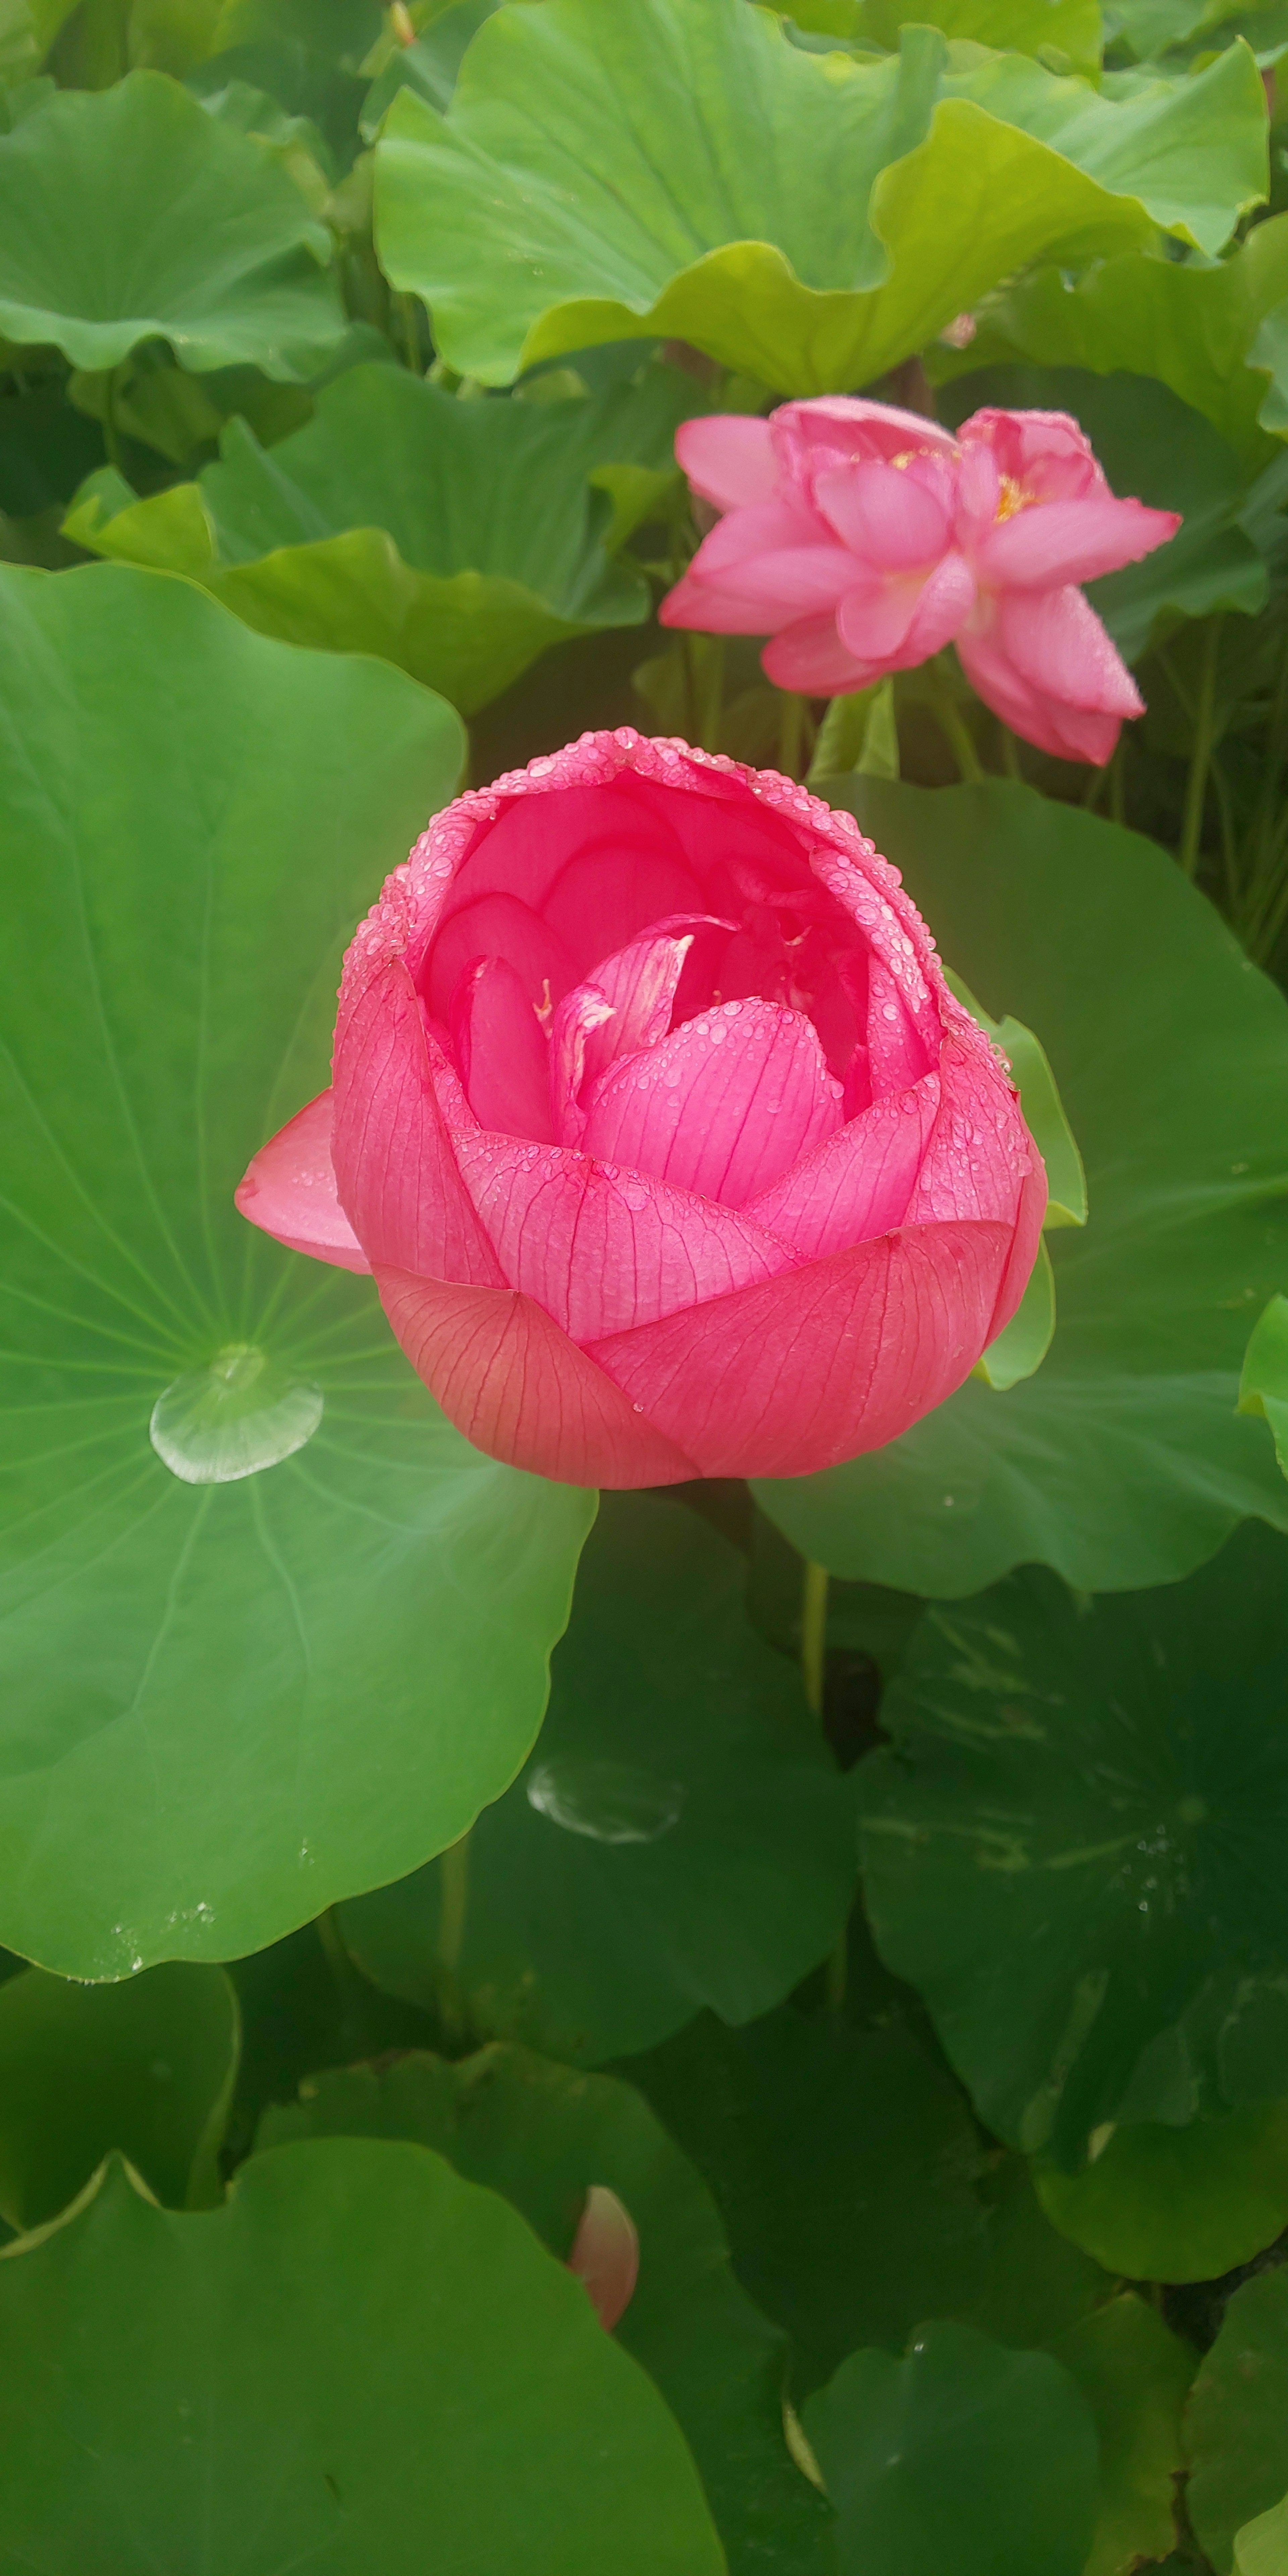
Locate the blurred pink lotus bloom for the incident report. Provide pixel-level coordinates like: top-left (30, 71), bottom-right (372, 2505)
top-left (568, 2186), bottom-right (640, 2331)
top-left (237, 730), bottom-right (1044, 1487)
top-left (661, 398), bottom-right (1179, 766)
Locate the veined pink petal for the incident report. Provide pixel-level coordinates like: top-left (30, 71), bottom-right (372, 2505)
top-left (743, 1074), bottom-right (940, 1259)
top-left (837, 553), bottom-right (974, 669)
top-left (541, 843), bottom-right (705, 973)
top-left (693, 498), bottom-right (836, 570)
top-left (972, 495), bottom-right (1179, 591)
top-left (331, 958), bottom-right (504, 1283)
top-left (581, 997), bottom-right (843, 1208)
top-left (234, 1089), bottom-right (371, 1272)
top-left (814, 459), bottom-right (953, 569)
top-left (957, 588), bottom-right (1142, 764)
top-left (548, 980), bottom-right (615, 1144)
top-left (451, 1133), bottom-right (795, 1337)
top-left (587, 1218), bottom-right (1015, 1479)
top-left (905, 1034), bottom-right (1041, 1225)
top-left (985, 1157), bottom-right (1049, 1343)
top-left (451, 956), bottom-right (555, 1144)
top-left (675, 414), bottom-right (779, 511)
top-left (866, 957), bottom-right (937, 1093)
top-left (761, 612), bottom-right (871, 693)
top-left (568, 2187), bottom-right (639, 2333)
top-left (576, 925), bottom-right (705, 1089)
top-left (424, 891), bottom-right (577, 1020)
top-left (442, 785), bottom-right (690, 923)
top-left (373, 1263), bottom-right (697, 1487)
top-left (662, 542), bottom-right (858, 629)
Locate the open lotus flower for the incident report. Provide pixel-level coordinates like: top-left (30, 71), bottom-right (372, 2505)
top-left (237, 731), bottom-right (1045, 1486)
top-left (660, 398), bottom-right (1180, 766)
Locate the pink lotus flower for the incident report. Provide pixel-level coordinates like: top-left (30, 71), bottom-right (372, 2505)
top-left (660, 398), bottom-right (1180, 766)
top-left (236, 732), bottom-right (1045, 1486)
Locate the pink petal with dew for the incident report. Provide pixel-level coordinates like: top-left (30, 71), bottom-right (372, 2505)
top-left (984, 1157), bottom-right (1049, 1343)
top-left (575, 924), bottom-right (713, 1089)
top-left (587, 1217), bottom-right (1016, 1479)
top-left (234, 1089), bottom-right (370, 1272)
top-left (441, 783), bottom-right (691, 924)
top-left (451, 955), bottom-right (555, 1143)
top-left (744, 1074), bottom-right (941, 1260)
top-left (761, 612), bottom-right (872, 694)
top-left (972, 495), bottom-right (1179, 591)
top-left (373, 1263), bottom-right (697, 1487)
top-left (675, 413), bottom-right (779, 511)
top-left (814, 458), bottom-right (953, 570)
top-left (568, 2187), bottom-right (640, 2334)
top-left (547, 980), bottom-right (616, 1144)
top-left (904, 1033), bottom-right (1042, 1226)
top-left (865, 956), bottom-right (938, 1093)
top-left (330, 957), bottom-right (504, 1284)
top-left (424, 891), bottom-right (577, 1020)
top-left (582, 996), bottom-right (843, 1208)
top-left (451, 1133), bottom-right (795, 1338)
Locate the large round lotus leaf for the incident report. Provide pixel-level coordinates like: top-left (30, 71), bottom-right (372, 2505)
top-left (65, 360), bottom-right (700, 713)
top-left (1036, 2102), bottom-right (1288, 2283)
top-left (757, 780), bottom-right (1288, 1597)
top-left (621, 2003), bottom-right (1108, 2398)
top-left (0, 71), bottom-right (347, 374)
top-left (1187, 2269), bottom-right (1288, 2574)
top-left (0, 561), bottom-right (594, 1980)
top-left (856, 1521), bottom-right (1288, 2162)
top-left (340, 1495), bottom-right (857, 2063)
top-left (0, 1960), bottom-right (239, 2227)
top-left (0, 2141), bottom-right (724, 2574)
top-left (374, 0), bottom-right (1265, 391)
top-left (801, 2321), bottom-right (1098, 2576)
top-left (1051, 2295), bottom-right (1197, 2576)
top-left (258, 2045), bottom-right (835, 2576)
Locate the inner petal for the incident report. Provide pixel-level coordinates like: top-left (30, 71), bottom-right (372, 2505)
top-left (424, 890), bottom-right (576, 1022)
top-left (450, 956), bottom-right (554, 1143)
top-left (581, 995), bottom-right (844, 1209)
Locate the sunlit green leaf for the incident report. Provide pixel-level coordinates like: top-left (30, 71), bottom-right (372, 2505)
top-left (0, 2142), bottom-right (725, 2572)
top-left (855, 0), bottom-right (1103, 74)
top-left (1237, 2493), bottom-right (1288, 2576)
top-left (375, 0), bottom-right (1265, 391)
top-left (1036, 2103), bottom-right (1288, 2280)
top-left (0, 562), bottom-right (594, 1980)
top-left (1053, 2295), bottom-right (1196, 2576)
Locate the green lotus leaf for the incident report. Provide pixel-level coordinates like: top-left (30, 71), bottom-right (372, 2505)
top-left (1239, 1292), bottom-right (1288, 1480)
top-left (757, 781), bottom-right (1288, 1598)
top-left (0, 1960), bottom-right (239, 2226)
top-left (938, 366), bottom-right (1268, 658)
top-left (1188, 2269), bottom-right (1288, 2573)
top-left (340, 1495), bottom-right (857, 2063)
top-left (0, 561), bottom-right (594, 1980)
top-left (853, 0), bottom-right (1103, 74)
top-left (65, 359), bottom-right (698, 711)
top-left (1052, 2295), bottom-right (1197, 2576)
top-left (801, 2321), bottom-right (1099, 2576)
top-left (621, 2003), bottom-right (1108, 2398)
top-left (1036, 2102), bottom-right (1288, 2280)
top-left (374, 0), bottom-right (1265, 391)
top-left (0, 2141), bottom-right (724, 2573)
top-left (0, 68), bottom-right (347, 374)
top-left (856, 1521), bottom-right (1288, 2160)
top-left (929, 214), bottom-right (1288, 471)
top-left (1237, 2493), bottom-right (1288, 2576)
top-left (258, 2045), bottom-right (835, 2576)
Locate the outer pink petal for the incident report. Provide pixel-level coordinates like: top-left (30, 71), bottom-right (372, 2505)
top-left (234, 1089), bottom-right (371, 1272)
top-left (372, 1264), bottom-right (697, 1487)
top-left (450, 1133), bottom-right (795, 1338)
top-left (331, 956), bottom-right (505, 1284)
top-left (814, 459), bottom-right (952, 570)
top-left (865, 957), bottom-right (937, 1092)
top-left (956, 592), bottom-right (1141, 764)
top-left (581, 997), bottom-right (843, 1208)
top-left (984, 1157), bottom-right (1048, 1341)
top-left (904, 1033), bottom-right (1041, 1226)
top-left (743, 1074), bottom-right (941, 1259)
top-left (586, 1217), bottom-right (1016, 1478)
top-left (837, 553), bottom-right (974, 669)
top-left (675, 414), bottom-right (779, 511)
top-left (972, 496), bottom-right (1179, 591)
top-left (761, 613), bottom-right (871, 693)
top-left (693, 498), bottom-right (836, 568)
top-left (661, 544), bottom-right (858, 630)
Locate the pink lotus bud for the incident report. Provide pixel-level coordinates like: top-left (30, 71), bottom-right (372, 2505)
top-left (661, 398), bottom-right (1179, 766)
top-left (236, 730), bottom-right (1045, 1485)
top-left (567, 2186), bottom-right (639, 2331)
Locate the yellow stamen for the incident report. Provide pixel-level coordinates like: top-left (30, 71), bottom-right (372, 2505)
top-left (995, 474), bottom-right (1029, 522)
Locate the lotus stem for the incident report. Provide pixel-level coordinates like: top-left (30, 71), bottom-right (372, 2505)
top-left (800, 1560), bottom-right (849, 2012)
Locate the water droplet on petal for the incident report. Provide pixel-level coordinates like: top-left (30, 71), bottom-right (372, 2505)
top-left (150, 1345), bottom-right (323, 1485)
top-left (526, 1757), bottom-right (686, 1845)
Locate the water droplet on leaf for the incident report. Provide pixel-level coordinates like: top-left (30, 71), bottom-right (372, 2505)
top-left (526, 1756), bottom-right (686, 1845)
top-left (150, 1345), bottom-right (323, 1485)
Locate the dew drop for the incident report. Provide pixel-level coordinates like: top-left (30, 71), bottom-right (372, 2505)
top-left (526, 1756), bottom-right (686, 1845)
top-left (150, 1345), bottom-right (323, 1486)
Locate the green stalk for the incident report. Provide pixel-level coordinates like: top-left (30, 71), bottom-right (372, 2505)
top-left (1179, 618), bottom-right (1223, 881)
top-left (778, 690), bottom-right (810, 781)
top-left (800, 1560), bottom-right (848, 2011)
top-left (928, 670), bottom-right (983, 783)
